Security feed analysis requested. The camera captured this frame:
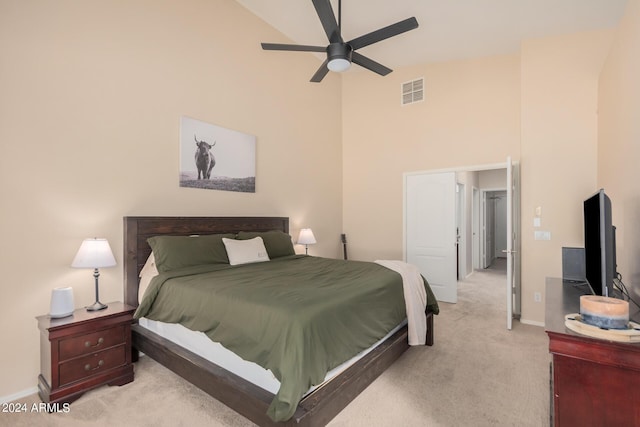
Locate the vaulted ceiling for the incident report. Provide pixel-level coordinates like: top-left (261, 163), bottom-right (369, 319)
top-left (235, 0), bottom-right (627, 72)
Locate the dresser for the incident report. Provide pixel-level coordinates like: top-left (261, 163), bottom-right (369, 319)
top-left (545, 278), bottom-right (640, 426)
top-left (37, 302), bottom-right (135, 405)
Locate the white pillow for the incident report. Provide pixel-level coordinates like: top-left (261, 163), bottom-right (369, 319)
top-left (139, 252), bottom-right (159, 278)
top-left (138, 252), bottom-right (159, 302)
top-left (222, 237), bottom-right (270, 266)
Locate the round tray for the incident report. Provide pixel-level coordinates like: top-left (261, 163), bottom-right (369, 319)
top-left (565, 313), bottom-right (640, 343)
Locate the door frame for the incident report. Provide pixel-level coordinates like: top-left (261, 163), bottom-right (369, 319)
top-left (456, 182), bottom-right (466, 280)
top-left (403, 160), bottom-right (520, 326)
top-left (472, 187), bottom-right (480, 270)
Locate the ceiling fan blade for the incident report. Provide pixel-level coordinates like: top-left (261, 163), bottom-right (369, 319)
top-left (261, 43), bottom-right (326, 52)
top-left (312, 0), bottom-right (342, 44)
top-left (351, 52), bottom-right (392, 76)
top-left (348, 17), bottom-right (418, 51)
top-left (310, 59), bottom-right (330, 83)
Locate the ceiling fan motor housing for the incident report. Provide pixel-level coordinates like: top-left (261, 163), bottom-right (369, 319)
top-left (327, 43), bottom-right (352, 61)
top-left (327, 43), bottom-right (353, 72)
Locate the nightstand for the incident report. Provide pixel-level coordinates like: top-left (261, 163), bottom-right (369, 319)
top-left (36, 302), bottom-right (135, 405)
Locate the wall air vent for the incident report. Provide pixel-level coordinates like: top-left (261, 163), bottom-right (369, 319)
top-left (401, 78), bottom-right (424, 105)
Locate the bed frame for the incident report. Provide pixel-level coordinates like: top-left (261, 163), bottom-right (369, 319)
top-left (123, 216), bottom-right (434, 427)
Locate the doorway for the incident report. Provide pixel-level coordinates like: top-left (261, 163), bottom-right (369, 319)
top-left (481, 189), bottom-right (507, 269)
top-left (404, 160), bottom-right (521, 327)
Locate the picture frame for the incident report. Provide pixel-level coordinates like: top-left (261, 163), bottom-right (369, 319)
top-left (179, 116), bottom-right (256, 193)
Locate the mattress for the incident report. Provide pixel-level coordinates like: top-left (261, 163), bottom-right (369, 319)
top-left (138, 316), bottom-right (407, 396)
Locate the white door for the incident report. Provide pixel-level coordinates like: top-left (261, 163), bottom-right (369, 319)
top-left (506, 157), bottom-right (514, 330)
top-left (405, 172), bottom-right (457, 303)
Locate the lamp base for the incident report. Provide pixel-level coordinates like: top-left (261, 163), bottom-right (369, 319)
top-left (86, 301), bottom-right (108, 311)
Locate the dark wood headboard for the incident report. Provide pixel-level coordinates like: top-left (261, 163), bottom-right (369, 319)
top-left (123, 216), bottom-right (289, 307)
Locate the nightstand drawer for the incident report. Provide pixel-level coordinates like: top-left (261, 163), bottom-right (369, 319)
top-left (59, 326), bottom-right (125, 360)
top-left (58, 345), bottom-right (126, 386)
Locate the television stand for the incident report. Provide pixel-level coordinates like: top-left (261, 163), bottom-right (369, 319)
top-left (545, 277), bottom-right (640, 426)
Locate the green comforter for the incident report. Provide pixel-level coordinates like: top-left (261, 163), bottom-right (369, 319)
top-left (134, 255), bottom-right (438, 422)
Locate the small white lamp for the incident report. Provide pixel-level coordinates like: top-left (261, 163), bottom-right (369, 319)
top-left (71, 238), bottom-right (116, 311)
top-left (49, 287), bottom-right (75, 318)
top-left (297, 228), bottom-right (317, 255)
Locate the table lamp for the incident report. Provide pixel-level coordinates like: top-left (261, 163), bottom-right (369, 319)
top-left (71, 238), bottom-right (116, 311)
top-left (297, 228), bottom-right (317, 255)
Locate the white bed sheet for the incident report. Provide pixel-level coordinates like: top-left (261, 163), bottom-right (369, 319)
top-left (138, 316), bottom-right (407, 396)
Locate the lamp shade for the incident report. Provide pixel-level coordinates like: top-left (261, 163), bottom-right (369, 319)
top-left (71, 238), bottom-right (116, 268)
top-left (297, 228), bottom-right (317, 245)
top-left (50, 287), bottom-right (74, 318)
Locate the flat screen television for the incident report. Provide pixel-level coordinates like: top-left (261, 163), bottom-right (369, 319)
top-left (583, 189), bottom-right (617, 297)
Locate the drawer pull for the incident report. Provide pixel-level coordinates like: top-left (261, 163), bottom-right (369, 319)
top-left (84, 360), bottom-right (104, 371)
top-left (85, 337), bottom-right (104, 348)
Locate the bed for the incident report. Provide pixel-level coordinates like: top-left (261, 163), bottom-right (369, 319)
top-left (123, 216), bottom-right (437, 426)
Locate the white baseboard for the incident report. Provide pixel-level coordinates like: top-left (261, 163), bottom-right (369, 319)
top-left (519, 318), bottom-right (545, 327)
top-left (0, 387), bottom-right (37, 404)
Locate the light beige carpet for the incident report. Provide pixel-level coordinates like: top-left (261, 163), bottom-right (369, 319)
top-left (3, 263), bottom-right (550, 426)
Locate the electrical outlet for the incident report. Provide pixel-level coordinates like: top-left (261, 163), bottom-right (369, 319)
top-left (534, 292), bottom-right (542, 303)
top-left (534, 231), bottom-right (551, 240)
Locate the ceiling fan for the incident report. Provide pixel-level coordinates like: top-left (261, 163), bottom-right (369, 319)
top-left (261, 0), bottom-right (419, 83)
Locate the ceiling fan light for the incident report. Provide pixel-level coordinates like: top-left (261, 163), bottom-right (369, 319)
top-left (326, 42), bottom-right (352, 73)
top-left (328, 58), bottom-right (351, 72)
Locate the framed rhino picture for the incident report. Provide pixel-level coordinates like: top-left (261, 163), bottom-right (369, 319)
top-left (179, 116), bottom-right (256, 193)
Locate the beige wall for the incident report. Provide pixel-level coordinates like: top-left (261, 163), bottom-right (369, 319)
top-left (342, 30), bottom-right (615, 325)
top-left (478, 169), bottom-right (507, 189)
top-left (519, 30), bottom-right (614, 324)
top-left (599, 0), bottom-right (640, 304)
top-left (342, 55), bottom-right (521, 262)
top-left (0, 0), bottom-right (342, 398)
